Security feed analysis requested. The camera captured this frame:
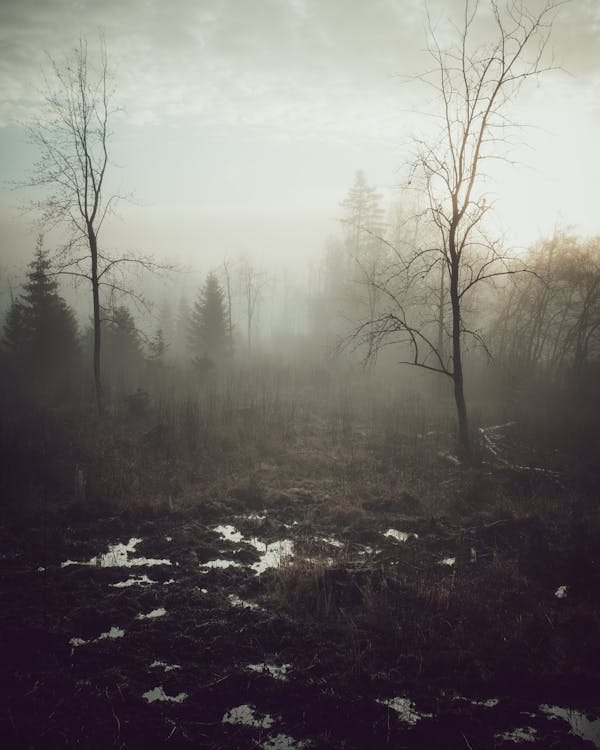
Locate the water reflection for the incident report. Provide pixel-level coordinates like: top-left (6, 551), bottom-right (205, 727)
top-left (541, 704), bottom-right (600, 747)
top-left (62, 538), bottom-right (171, 568)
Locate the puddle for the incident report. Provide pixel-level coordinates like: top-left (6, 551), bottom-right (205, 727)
top-left (439, 557), bottom-right (456, 567)
top-left (228, 594), bottom-right (260, 610)
top-left (555, 585), bottom-right (568, 599)
top-left (496, 727), bottom-right (537, 743)
top-left (384, 529), bottom-right (417, 543)
top-left (136, 607), bottom-right (166, 620)
top-left (318, 536), bottom-right (344, 548)
top-left (214, 525), bottom-right (244, 543)
top-left (62, 538), bottom-right (171, 568)
top-left (251, 540), bottom-right (294, 575)
top-left (377, 697), bottom-right (432, 725)
top-left (112, 577), bottom-right (154, 587)
top-left (247, 513), bottom-right (266, 521)
top-left (98, 626), bottom-right (125, 640)
top-left (211, 525), bottom-right (294, 575)
top-left (540, 705), bottom-right (600, 747)
top-left (111, 575), bottom-right (156, 587)
top-left (200, 559), bottom-right (242, 571)
top-left (165, 536), bottom-right (173, 542)
top-left (472, 698), bottom-right (499, 708)
top-left (142, 686), bottom-right (187, 704)
top-left (222, 704), bottom-right (274, 728)
top-left (70, 626), bottom-right (125, 648)
top-left (150, 660), bottom-right (181, 672)
top-left (261, 734), bottom-right (308, 750)
top-left (37, 566), bottom-right (46, 572)
top-left (247, 663), bottom-right (292, 681)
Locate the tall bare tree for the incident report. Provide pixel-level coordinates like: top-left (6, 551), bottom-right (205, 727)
top-left (350, 0), bottom-right (562, 456)
top-left (238, 256), bottom-right (268, 354)
top-left (27, 39), bottom-right (163, 414)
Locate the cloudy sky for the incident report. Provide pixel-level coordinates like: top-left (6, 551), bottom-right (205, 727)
top-left (1, 0), bottom-right (599, 280)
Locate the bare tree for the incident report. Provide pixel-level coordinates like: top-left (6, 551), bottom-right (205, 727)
top-left (350, 0), bottom-right (563, 456)
top-left (221, 258), bottom-right (234, 357)
top-left (238, 256), bottom-right (269, 354)
top-left (493, 232), bottom-right (600, 378)
top-left (27, 38), bottom-right (165, 414)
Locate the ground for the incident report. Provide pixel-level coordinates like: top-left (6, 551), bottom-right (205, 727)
top-left (1, 418), bottom-right (600, 749)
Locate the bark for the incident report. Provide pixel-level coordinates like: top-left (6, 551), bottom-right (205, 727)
top-left (449, 235), bottom-right (469, 457)
top-left (89, 230), bottom-right (104, 415)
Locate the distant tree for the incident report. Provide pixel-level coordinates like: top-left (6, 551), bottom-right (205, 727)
top-left (172, 294), bottom-right (191, 362)
top-left (188, 273), bottom-right (228, 368)
top-left (493, 232), bottom-right (600, 379)
top-left (238, 256), bottom-right (268, 353)
top-left (27, 39), bottom-right (167, 414)
top-left (221, 258), bottom-right (234, 357)
top-left (104, 305), bottom-right (143, 366)
top-left (2, 238), bottom-right (79, 396)
top-left (148, 327), bottom-right (167, 362)
top-left (340, 171), bottom-right (388, 323)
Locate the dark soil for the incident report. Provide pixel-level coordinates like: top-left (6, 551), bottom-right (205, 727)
top-left (2, 437), bottom-right (600, 749)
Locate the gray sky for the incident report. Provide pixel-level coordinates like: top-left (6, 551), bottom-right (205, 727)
top-left (1, 0), bottom-right (599, 277)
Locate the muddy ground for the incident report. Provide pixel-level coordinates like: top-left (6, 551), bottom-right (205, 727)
top-left (2, 428), bottom-right (600, 749)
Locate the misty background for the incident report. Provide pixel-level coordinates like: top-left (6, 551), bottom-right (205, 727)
top-left (2, 0), bottom-right (599, 285)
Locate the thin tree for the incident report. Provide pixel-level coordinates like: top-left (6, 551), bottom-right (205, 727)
top-left (238, 256), bottom-right (268, 354)
top-left (350, 0), bottom-right (563, 457)
top-left (221, 258), bottom-right (234, 357)
top-left (26, 38), bottom-right (165, 414)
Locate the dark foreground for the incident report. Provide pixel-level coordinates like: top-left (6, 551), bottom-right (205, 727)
top-left (2, 430), bottom-right (600, 749)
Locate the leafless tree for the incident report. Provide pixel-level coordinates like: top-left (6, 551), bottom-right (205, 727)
top-left (221, 258), bottom-right (234, 356)
top-left (26, 38), bottom-right (166, 414)
top-left (493, 232), bottom-right (600, 378)
top-left (349, 0), bottom-right (563, 456)
top-left (238, 255), bottom-right (269, 354)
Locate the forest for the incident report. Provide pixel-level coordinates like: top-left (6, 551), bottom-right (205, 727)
top-left (1, 1), bottom-right (600, 749)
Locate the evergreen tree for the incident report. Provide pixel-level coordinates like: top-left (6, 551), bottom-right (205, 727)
top-left (2, 239), bottom-right (79, 396)
top-left (103, 305), bottom-right (143, 371)
top-left (148, 328), bottom-right (167, 361)
top-left (188, 273), bottom-right (228, 368)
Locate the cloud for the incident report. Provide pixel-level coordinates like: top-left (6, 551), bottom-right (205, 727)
top-left (0, 0), bottom-right (598, 139)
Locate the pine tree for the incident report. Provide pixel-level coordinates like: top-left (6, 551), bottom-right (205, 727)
top-left (340, 171), bottom-right (388, 322)
top-left (148, 328), bottom-right (167, 361)
top-left (103, 305), bottom-right (143, 371)
top-left (2, 239), bottom-right (79, 396)
top-left (188, 273), bottom-right (228, 368)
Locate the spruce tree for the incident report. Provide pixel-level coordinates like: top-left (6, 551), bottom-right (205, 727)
top-left (188, 273), bottom-right (227, 368)
top-left (102, 305), bottom-right (144, 383)
top-left (2, 240), bottom-right (79, 396)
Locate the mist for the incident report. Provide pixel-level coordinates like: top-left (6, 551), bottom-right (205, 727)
top-left (2, 2), bottom-right (600, 748)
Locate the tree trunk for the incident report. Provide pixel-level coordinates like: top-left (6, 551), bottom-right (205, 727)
top-left (449, 254), bottom-right (469, 457)
top-left (89, 230), bottom-right (104, 415)
top-left (247, 294), bottom-right (253, 354)
top-left (437, 267), bottom-right (445, 362)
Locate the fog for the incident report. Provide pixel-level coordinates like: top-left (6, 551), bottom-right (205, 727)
top-left (2, 2), bottom-right (600, 749)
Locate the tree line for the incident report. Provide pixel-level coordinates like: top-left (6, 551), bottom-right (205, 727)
top-left (8, 1), bottom-right (595, 458)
